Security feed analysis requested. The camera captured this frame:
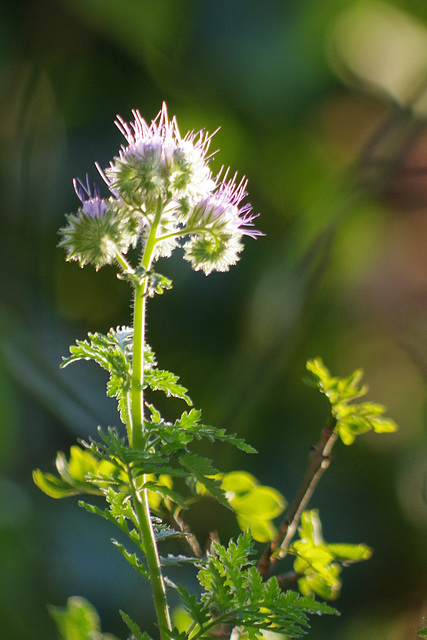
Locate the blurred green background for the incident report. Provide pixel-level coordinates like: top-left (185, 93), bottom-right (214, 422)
top-left (2, 0), bottom-right (427, 638)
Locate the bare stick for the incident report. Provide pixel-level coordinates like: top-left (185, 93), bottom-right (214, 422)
top-left (258, 415), bottom-right (337, 578)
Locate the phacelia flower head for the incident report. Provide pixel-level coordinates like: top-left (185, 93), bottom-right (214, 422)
top-left (59, 177), bottom-right (140, 270)
top-left (59, 104), bottom-right (262, 274)
top-left (103, 103), bottom-right (216, 213)
top-left (183, 171), bottom-right (263, 275)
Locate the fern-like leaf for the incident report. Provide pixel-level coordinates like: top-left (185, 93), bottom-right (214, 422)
top-left (185, 532), bottom-right (338, 640)
top-left (119, 610), bottom-right (152, 640)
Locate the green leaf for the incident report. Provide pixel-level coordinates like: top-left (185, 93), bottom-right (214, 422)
top-left (418, 618), bottom-right (427, 637)
top-left (144, 368), bottom-right (191, 405)
top-left (32, 469), bottom-right (78, 499)
top-left (61, 327), bottom-right (133, 424)
top-left (327, 543), bottom-right (372, 562)
top-left (139, 480), bottom-right (187, 509)
top-left (176, 585), bottom-right (209, 628)
top-left (306, 358), bottom-right (398, 445)
top-left (112, 540), bottom-right (149, 579)
top-left (179, 453), bottom-right (229, 508)
top-left (49, 596), bottom-right (119, 640)
top-left (192, 532), bottom-right (337, 638)
top-left (61, 328), bottom-right (192, 424)
top-left (230, 485), bottom-right (286, 519)
top-left (33, 445), bottom-right (120, 499)
top-left (173, 410), bottom-right (256, 453)
top-left (297, 566), bottom-right (341, 600)
top-left (306, 358), bottom-right (367, 405)
top-left (146, 270), bottom-right (173, 296)
top-left (290, 510), bottom-right (372, 600)
top-left (159, 553), bottom-right (198, 566)
top-left (221, 471), bottom-right (286, 542)
top-left (119, 610), bottom-right (152, 640)
top-left (221, 470), bottom-right (257, 494)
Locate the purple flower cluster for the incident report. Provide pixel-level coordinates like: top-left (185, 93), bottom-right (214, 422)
top-left (59, 103), bottom-right (261, 273)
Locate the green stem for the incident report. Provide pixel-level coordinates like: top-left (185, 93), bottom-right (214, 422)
top-left (130, 197), bottom-right (163, 449)
top-left (190, 608), bottom-right (244, 640)
top-left (129, 196), bottom-right (172, 640)
top-left (115, 251), bottom-right (134, 274)
top-left (155, 225), bottom-right (220, 243)
top-left (129, 470), bottom-right (172, 638)
top-left (130, 278), bottom-right (146, 450)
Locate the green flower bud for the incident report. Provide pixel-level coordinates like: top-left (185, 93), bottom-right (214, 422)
top-left (59, 179), bottom-right (140, 270)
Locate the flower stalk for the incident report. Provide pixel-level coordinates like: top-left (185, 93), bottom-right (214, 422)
top-left (128, 466), bottom-right (172, 640)
top-left (128, 197), bottom-right (172, 638)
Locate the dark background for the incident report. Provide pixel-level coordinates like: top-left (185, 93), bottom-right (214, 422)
top-left (2, 0), bottom-right (427, 638)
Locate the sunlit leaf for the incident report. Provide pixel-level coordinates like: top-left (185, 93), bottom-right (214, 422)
top-left (290, 510), bottom-right (372, 600)
top-left (32, 469), bottom-right (77, 499)
top-left (221, 470), bottom-right (258, 494)
top-left (306, 358), bottom-right (398, 445)
top-left (49, 596), bottom-right (118, 640)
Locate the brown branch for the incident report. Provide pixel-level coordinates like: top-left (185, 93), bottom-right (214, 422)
top-left (169, 509), bottom-right (203, 558)
top-left (276, 571), bottom-right (301, 590)
top-left (258, 415), bottom-right (338, 578)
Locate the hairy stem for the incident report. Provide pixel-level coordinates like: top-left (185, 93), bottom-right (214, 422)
top-left (130, 197), bottom-right (163, 449)
top-left (129, 470), bottom-right (172, 639)
top-left (129, 196), bottom-right (172, 639)
top-left (258, 415), bottom-right (337, 577)
top-left (115, 250), bottom-right (134, 274)
top-left (130, 279), bottom-right (147, 449)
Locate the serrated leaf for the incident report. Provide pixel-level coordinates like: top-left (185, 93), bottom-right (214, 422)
top-left (192, 532), bottom-right (337, 637)
top-left (145, 368), bottom-right (192, 405)
top-left (112, 540), bottom-right (149, 579)
top-left (176, 408), bottom-right (202, 428)
top-left (176, 585), bottom-right (209, 628)
top-left (159, 554), bottom-right (198, 566)
top-left (119, 610), bottom-right (151, 640)
top-left (152, 522), bottom-right (187, 542)
top-left (140, 481), bottom-right (186, 509)
top-left (61, 329), bottom-right (191, 424)
top-left (179, 453), bottom-right (229, 508)
top-left (146, 270), bottom-right (173, 297)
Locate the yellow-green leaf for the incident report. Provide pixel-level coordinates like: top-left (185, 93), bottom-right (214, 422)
top-left (236, 514), bottom-right (277, 543)
top-left (32, 469), bottom-right (78, 499)
top-left (229, 486), bottom-right (286, 520)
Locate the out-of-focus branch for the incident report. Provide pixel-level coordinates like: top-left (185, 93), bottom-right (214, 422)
top-left (258, 415), bottom-right (337, 578)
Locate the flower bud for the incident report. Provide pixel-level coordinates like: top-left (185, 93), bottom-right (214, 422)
top-left (59, 179), bottom-right (140, 270)
top-left (183, 232), bottom-right (244, 275)
top-left (182, 172), bottom-right (262, 274)
top-left (103, 104), bottom-right (215, 211)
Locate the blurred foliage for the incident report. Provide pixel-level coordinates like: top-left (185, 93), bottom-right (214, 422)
top-left (2, 0), bottom-right (427, 638)
top-left (291, 509), bottom-right (372, 600)
top-left (49, 596), bottom-right (119, 640)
